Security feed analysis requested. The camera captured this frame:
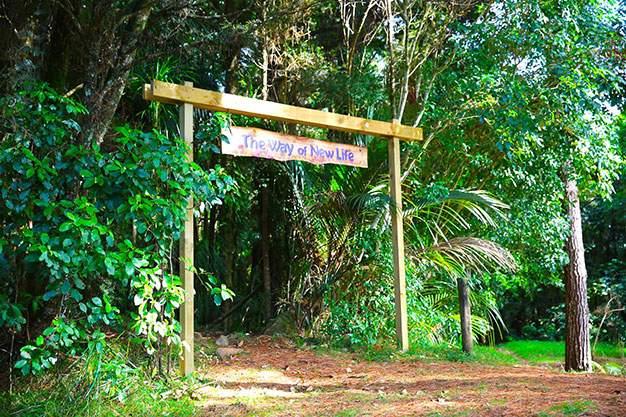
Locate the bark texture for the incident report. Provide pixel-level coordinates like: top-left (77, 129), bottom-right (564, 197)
top-left (81, 0), bottom-right (154, 147)
top-left (261, 185), bottom-right (272, 323)
top-left (563, 174), bottom-right (592, 372)
top-left (457, 277), bottom-right (473, 354)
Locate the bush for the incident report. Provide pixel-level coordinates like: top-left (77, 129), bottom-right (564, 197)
top-left (0, 82), bottom-right (232, 377)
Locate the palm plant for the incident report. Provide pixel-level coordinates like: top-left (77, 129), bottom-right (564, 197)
top-left (286, 138), bottom-right (516, 347)
top-left (404, 187), bottom-right (516, 351)
top-left (130, 56), bottom-right (197, 132)
top-left (282, 141), bottom-right (393, 329)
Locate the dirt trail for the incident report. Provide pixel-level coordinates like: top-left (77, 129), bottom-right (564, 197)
top-left (195, 336), bottom-right (626, 416)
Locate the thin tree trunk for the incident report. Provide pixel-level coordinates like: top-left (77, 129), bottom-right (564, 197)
top-left (81, 0), bottom-right (153, 147)
top-left (261, 185), bottom-right (272, 323)
top-left (457, 276), bottom-right (473, 354)
top-left (261, 1), bottom-right (269, 101)
top-left (262, 45), bottom-right (269, 101)
top-left (223, 207), bottom-right (235, 330)
top-left (208, 207), bottom-right (218, 245)
top-left (563, 171), bottom-right (592, 372)
top-left (385, 0), bottom-right (396, 117)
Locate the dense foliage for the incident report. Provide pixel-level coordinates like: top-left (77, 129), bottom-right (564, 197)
top-left (1, 83), bottom-right (232, 377)
top-left (0, 0), bottom-right (624, 396)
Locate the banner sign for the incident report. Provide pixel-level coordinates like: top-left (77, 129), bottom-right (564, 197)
top-left (221, 126), bottom-right (368, 168)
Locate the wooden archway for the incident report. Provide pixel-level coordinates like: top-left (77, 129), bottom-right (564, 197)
top-left (144, 80), bottom-right (422, 375)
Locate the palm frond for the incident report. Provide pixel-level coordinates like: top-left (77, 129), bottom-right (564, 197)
top-left (410, 237), bottom-right (516, 277)
top-left (405, 189), bottom-right (509, 244)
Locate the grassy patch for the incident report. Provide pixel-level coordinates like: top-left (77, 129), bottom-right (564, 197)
top-left (536, 400), bottom-right (598, 416)
top-left (1, 339), bottom-right (202, 417)
top-left (287, 337), bottom-right (623, 370)
top-left (498, 341), bottom-right (625, 365)
top-left (315, 339), bottom-right (524, 366)
top-left (1, 382), bottom-right (199, 417)
top-left (401, 344), bottom-right (520, 366)
top-left (592, 342), bottom-right (626, 359)
top-left (498, 340), bottom-right (564, 364)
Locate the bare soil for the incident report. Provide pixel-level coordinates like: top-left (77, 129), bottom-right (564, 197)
top-left (194, 336), bottom-right (626, 417)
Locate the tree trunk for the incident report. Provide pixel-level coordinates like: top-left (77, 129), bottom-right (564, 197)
top-left (563, 172), bottom-right (592, 372)
top-left (457, 276), bottom-right (473, 354)
top-left (261, 1), bottom-right (269, 101)
top-left (222, 206), bottom-right (235, 330)
top-left (261, 185), bottom-right (272, 323)
top-left (81, 0), bottom-right (153, 147)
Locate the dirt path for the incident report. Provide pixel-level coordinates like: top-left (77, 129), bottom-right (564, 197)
top-left (194, 336), bottom-right (626, 416)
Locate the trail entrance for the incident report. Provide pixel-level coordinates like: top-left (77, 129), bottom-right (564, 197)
top-left (143, 80), bottom-right (422, 376)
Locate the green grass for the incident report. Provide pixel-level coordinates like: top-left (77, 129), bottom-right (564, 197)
top-left (0, 384), bottom-right (199, 417)
top-left (592, 342), bottom-right (626, 359)
top-left (536, 400), bottom-right (598, 416)
top-left (400, 344), bottom-right (520, 366)
top-left (299, 338), bottom-right (625, 371)
top-left (352, 339), bottom-right (624, 371)
top-left (498, 341), bottom-right (625, 365)
top-left (0, 338), bottom-right (202, 417)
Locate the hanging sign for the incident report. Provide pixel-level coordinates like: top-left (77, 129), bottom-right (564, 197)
top-left (221, 126), bottom-right (368, 168)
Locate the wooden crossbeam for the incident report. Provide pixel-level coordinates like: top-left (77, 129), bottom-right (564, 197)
top-left (144, 80), bottom-right (422, 142)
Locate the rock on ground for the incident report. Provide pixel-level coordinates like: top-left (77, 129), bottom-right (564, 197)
top-left (215, 335), bottom-right (229, 346)
top-left (216, 347), bottom-right (243, 361)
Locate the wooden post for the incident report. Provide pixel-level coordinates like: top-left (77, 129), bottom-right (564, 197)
top-left (457, 275), bottom-right (473, 354)
top-left (179, 81), bottom-right (194, 376)
top-left (388, 119), bottom-right (409, 352)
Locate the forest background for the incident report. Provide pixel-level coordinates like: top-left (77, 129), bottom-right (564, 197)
top-left (0, 0), bottom-right (625, 399)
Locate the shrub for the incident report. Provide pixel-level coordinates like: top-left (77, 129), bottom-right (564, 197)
top-left (0, 82), bottom-right (232, 377)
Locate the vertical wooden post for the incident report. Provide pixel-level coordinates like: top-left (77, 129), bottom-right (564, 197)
top-left (179, 81), bottom-right (194, 376)
top-left (457, 275), bottom-right (473, 354)
top-left (388, 119), bottom-right (409, 352)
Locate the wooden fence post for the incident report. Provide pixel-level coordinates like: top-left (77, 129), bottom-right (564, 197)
top-left (179, 81), bottom-right (195, 376)
top-left (389, 119), bottom-right (409, 352)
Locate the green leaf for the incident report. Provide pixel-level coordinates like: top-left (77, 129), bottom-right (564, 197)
top-left (21, 363), bottom-right (31, 375)
top-left (44, 204), bottom-right (54, 218)
top-left (213, 294), bottom-right (222, 306)
top-left (14, 360), bottom-right (27, 369)
top-left (70, 289), bottom-right (82, 302)
top-left (36, 336), bottom-right (44, 346)
top-left (136, 222), bottom-right (147, 234)
top-left (60, 281), bottom-right (71, 295)
top-left (43, 290), bottom-right (57, 301)
top-left (22, 148), bottom-right (36, 161)
top-left (92, 297), bottom-right (102, 307)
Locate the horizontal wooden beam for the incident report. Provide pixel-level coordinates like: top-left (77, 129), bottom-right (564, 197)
top-left (145, 80), bottom-right (422, 141)
top-left (142, 83), bottom-right (178, 105)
